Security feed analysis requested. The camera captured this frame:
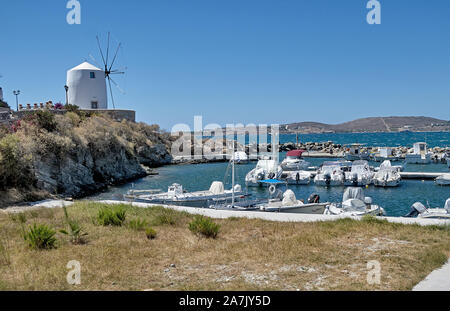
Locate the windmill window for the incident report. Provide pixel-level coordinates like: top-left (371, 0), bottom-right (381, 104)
top-left (91, 101), bottom-right (98, 109)
top-left (90, 72), bottom-right (96, 79)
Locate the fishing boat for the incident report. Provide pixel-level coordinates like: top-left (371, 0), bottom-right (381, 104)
top-left (314, 161), bottom-right (346, 186)
top-left (405, 142), bottom-right (431, 164)
top-left (245, 136), bottom-right (282, 187)
top-left (373, 160), bottom-right (401, 187)
top-left (324, 187), bottom-right (385, 216)
top-left (245, 158), bottom-right (282, 187)
top-left (344, 160), bottom-right (374, 186)
top-left (372, 147), bottom-right (399, 162)
top-left (280, 150), bottom-right (310, 171)
top-left (125, 182), bottom-right (248, 208)
top-left (445, 152), bottom-right (450, 168)
top-left (404, 199), bottom-right (450, 219)
top-left (344, 144), bottom-right (370, 161)
top-left (280, 170), bottom-right (312, 185)
top-left (435, 173), bottom-right (450, 186)
top-left (257, 189), bottom-right (329, 214)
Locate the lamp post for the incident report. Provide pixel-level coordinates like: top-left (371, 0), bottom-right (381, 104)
top-left (64, 85), bottom-right (69, 106)
top-left (13, 90), bottom-right (20, 111)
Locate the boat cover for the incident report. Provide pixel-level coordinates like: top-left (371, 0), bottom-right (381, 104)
top-left (342, 199), bottom-right (366, 212)
top-left (282, 190), bottom-right (297, 206)
top-left (286, 150), bottom-right (305, 157)
top-left (233, 184), bottom-right (242, 192)
top-left (445, 199), bottom-right (450, 212)
top-left (343, 187), bottom-right (365, 202)
top-left (380, 160), bottom-right (392, 170)
top-left (209, 181), bottom-right (225, 195)
top-left (412, 202), bottom-right (427, 214)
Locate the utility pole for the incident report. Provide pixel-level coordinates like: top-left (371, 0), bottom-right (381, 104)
top-left (13, 90), bottom-right (20, 111)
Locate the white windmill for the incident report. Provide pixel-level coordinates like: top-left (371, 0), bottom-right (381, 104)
top-left (66, 33), bottom-right (125, 110)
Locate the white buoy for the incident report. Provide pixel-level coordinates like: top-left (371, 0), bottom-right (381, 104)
top-left (66, 62), bottom-right (107, 110)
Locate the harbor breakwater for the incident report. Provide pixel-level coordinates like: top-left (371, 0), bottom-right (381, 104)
top-left (172, 139), bottom-right (450, 164)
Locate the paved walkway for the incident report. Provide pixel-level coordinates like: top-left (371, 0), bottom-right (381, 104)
top-left (413, 260), bottom-right (450, 291)
top-left (100, 200), bottom-right (450, 226)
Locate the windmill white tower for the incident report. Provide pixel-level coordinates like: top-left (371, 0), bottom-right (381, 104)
top-left (66, 62), bottom-right (107, 109)
top-left (66, 33), bottom-right (125, 110)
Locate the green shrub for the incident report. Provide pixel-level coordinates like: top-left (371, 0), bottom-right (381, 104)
top-left (97, 206), bottom-right (127, 226)
top-left (128, 218), bottom-right (148, 231)
top-left (10, 212), bottom-right (27, 224)
top-left (60, 206), bottom-right (88, 244)
top-left (188, 216), bottom-right (220, 239)
top-left (0, 135), bottom-right (33, 188)
top-left (153, 209), bottom-right (180, 226)
top-left (64, 104), bottom-right (80, 113)
top-left (35, 110), bottom-right (56, 132)
top-left (145, 227), bottom-right (157, 240)
top-left (23, 224), bottom-right (57, 250)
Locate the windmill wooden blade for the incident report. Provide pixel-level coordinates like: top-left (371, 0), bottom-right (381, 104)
top-left (107, 77), bottom-right (116, 109)
top-left (106, 32), bottom-right (110, 69)
top-left (109, 76), bottom-right (125, 94)
top-left (109, 43), bottom-right (122, 72)
top-left (96, 35), bottom-right (107, 67)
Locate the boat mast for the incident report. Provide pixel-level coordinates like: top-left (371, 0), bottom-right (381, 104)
top-left (232, 140), bottom-right (235, 207)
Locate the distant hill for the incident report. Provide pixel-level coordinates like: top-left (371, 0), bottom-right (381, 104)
top-left (282, 116), bottom-right (450, 134)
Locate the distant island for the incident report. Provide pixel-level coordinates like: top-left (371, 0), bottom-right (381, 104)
top-left (281, 116), bottom-right (450, 134)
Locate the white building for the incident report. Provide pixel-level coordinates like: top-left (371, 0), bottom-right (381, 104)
top-left (66, 62), bottom-right (107, 109)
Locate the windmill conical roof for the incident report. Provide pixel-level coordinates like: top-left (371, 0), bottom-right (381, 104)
top-left (68, 62), bottom-right (103, 72)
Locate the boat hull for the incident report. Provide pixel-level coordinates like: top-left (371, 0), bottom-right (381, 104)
top-left (260, 203), bottom-right (328, 214)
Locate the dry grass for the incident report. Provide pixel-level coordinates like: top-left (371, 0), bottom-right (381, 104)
top-left (0, 202), bottom-right (449, 291)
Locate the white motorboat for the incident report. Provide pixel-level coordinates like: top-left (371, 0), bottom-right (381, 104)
top-left (280, 150), bottom-right (310, 171)
top-left (324, 187), bottom-right (385, 216)
top-left (126, 182), bottom-right (248, 208)
top-left (372, 147), bottom-right (399, 162)
top-left (245, 158), bottom-right (282, 187)
top-left (404, 200), bottom-right (450, 219)
top-left (373, 160), bottom-right (401, 187)
top-left (344, 144), bottom-right (370, 161)
top-left (405, 142), bottom-right (432, 164)
top-left (435, 173), bottom-right (450, 186)
top-left (314, 161), bottom-right (345, 186)
top-left (280, 170), bottom-right (312, 185)
top-left (344, 160), bottom-right (374, 186)
top-left (234, 151), bottom-right (249, 164)
top-left (258, 190), bottom-right (328, 214)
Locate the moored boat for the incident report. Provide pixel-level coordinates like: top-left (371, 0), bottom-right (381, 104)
top-left (126, 182), bottom-right (249, 208)
top-left (404, 199), bottom-right (450, 219)
top-left (373, 160), bottom-right (401, 187)
top-left (324, 187), bottom-right (385, 216)
top-left (435, 173), bottom-right (450, 186)
top-left (257, 190), bottom-right (328, 214)
top-left (280, 150), bottom-right (310, 171)
top-left (314, 161), bottom-right (346, 186)
top-left (405, 142), bottom-right (432, 164)
top-left (344, 160), bottom-right (374, 187)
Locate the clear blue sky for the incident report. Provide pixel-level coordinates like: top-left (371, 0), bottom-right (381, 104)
top-left (1, 0), bottom-right (450, 130)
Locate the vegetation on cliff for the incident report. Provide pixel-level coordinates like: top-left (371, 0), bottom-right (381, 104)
top-left (0, 111), bottom-right (172, 207)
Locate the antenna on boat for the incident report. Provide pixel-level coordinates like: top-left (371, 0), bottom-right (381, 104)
top-left (96, 32), bottom-right (126, 109)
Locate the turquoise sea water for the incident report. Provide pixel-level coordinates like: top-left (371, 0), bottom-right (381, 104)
top-left (89, 132), bottom-right (450, 217)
